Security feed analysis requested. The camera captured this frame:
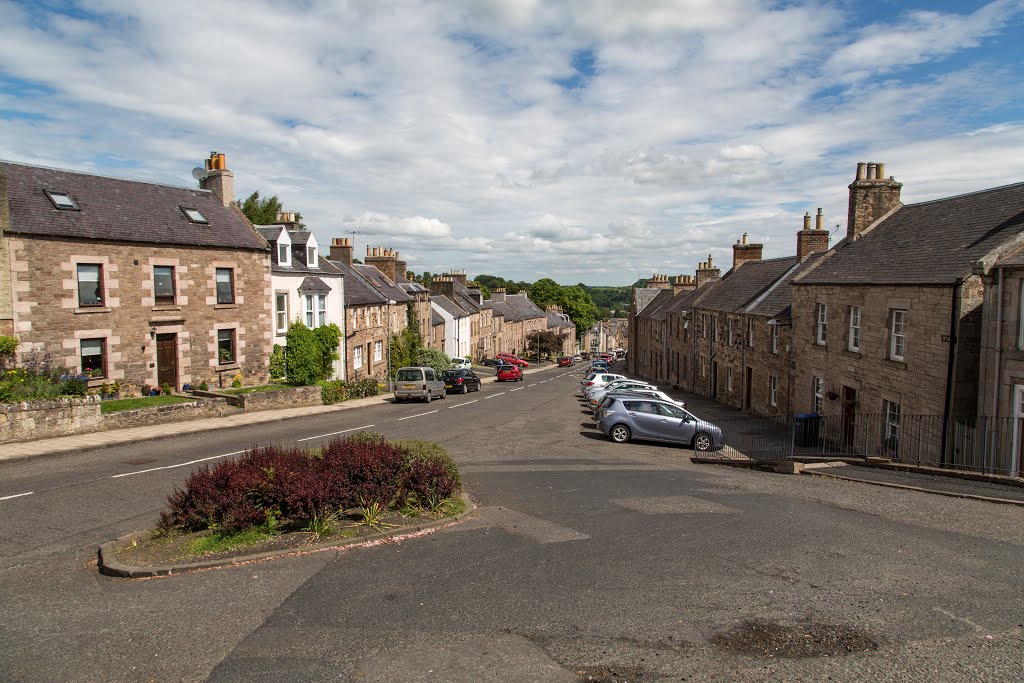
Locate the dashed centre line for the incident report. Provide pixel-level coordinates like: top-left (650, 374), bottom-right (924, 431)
top-left (397, 410), bottom-right (439, 421)
top-left (111, 450), bottom-right (248, 479)
top-left (510, 387), bottom-right (524, 392)
top-left (0, 491), bottom-right (34, 501)
top-left (297, 425), bottom-right (376, 442)
top-left (483, 392), bottom-right (506, 400)
top-left (448, 400), bottom-right (478, 409)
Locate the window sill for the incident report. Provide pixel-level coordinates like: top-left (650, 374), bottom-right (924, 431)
top-left (843, 349), bottom-right (862, 358)
top-left (885, 358), bottom-right (907, 369)
top-left (214, 303), bottom-right (239, 309)
top-left (152, 305), bottom-right (181, 312)
top-left (75, 307), bottom-right (111, 314)
top-left (86, 378), bottom-right (107, 386)
top-left (217, 363), bottom-right (240, 371)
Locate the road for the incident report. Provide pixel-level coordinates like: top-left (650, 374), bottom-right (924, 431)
top-left (1, 365), bottom-right (1023, 682)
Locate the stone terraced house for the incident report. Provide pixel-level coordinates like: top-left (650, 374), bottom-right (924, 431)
top-left (0, 152), bottom-right (272, 393)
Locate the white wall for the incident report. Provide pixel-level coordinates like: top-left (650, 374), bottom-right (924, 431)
top-left (270, 272), bottom-right (346, 379)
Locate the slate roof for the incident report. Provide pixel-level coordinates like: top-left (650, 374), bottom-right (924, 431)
top-left (431, 310), bottom-right (444, 326)
top-left (353, 264), bottom-right (413, 304)
top-left (798, 181), bottom-right (1024, 285)
top-left (696, 257), bottom-right (799, 313)
top-left (297, 276), bottom-right (332, 293)
top-left (324, 258), bottom-right (387, 306)
top-left (0, 160), bottom-right (267, 251)
top-left (636, 289), bottom-right (677, 321)
top-left (547, 311), bottom-right (575, 330)
top-left (505, 293), bottom-right (546, 320)
top-left (746, 258), bottom-right (821, 319)
top-left (487, 300), bottom-right (519, 322)
top-left (257, 225), bottom-right (345, 278)
top-left (432, 295), bottom-right (470, 318)
top-left (633, 288), bottom-right (662, 315)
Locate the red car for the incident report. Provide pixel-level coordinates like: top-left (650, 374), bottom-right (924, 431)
top-left (558, 357), bottom-right (574, 367)
top-left (496, 364), bottom-right (523, 382)
top-left (496, 353), bottom-right (529, 368)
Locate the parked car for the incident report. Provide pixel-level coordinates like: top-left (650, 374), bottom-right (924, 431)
top-left (450, 357), bottom-right (472, 370)
top-left (496, 353), bottom-right (529, 367)
top-left (394, 366), bottom-right (447, 403)
top-left (579, 373), bottom-right (625, 393)
top-left (594, 389), bottom-right (686, 420)
top-left (598, 397), bottom-right (723, 451)
top-left (589, 361), bottom-right (610, 374)
top-left (558, 356), bottom-right (574, 367)
top-left (479, 358), bottom-right (503, 367)
top-left (586, 380), bottom-right (658, 404)
top-left (441, 368), bottom-right (482, 394)
top-left (573, 354), bottom-right (582, 362)
top-left (496, 364), bottom-right (523, 382)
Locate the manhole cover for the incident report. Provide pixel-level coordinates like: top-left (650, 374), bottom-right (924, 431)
top-left (711, 619), bottom-right (878, 659)
top-left (121, 457), bottom-right (157, 465)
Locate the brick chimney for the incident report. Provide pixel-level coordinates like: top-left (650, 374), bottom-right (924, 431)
top-left (672, 275), bottom-right (696, 295)
top-left (491, 287), bottom-right (507, 303)
top-left (695, 255), bottom-right (721, 288)
top-left (444, 270), bottom-right (468, 287)
top-left (199, 151), bottom-right (234, 207)
top-left (394, 253), bottom-right (408, 282)
top-left (732, 233), bottom-right (763, 269)
top-left (329, 237), bottom-right (353, 266)
top-left (365, 246), bottom-right (398, 282)
top-left (271, 211), bottom-right (300, 231)
top-left (797, 208), bottom-right (830, 260)
top-left (847, 161), bottom-right (902, 240)
top-left (649, 274), bottom-right (673, 290)
top-left (429, 276), bottom-right (456, 300)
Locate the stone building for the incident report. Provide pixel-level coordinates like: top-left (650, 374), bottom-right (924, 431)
top-left (545, 306), bottom-right (577, 357)
top-left (429, 281), bottom-right (472, 359)
top-left (256, 213), bottom-right (345, 379)
top-left (364, 247), bottom-right (432, 348)
top-left (0, 152), bottom-right (272, 392)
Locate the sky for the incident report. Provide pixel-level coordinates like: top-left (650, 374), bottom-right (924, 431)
top-left (1, 0), bottom-right (1023, 286)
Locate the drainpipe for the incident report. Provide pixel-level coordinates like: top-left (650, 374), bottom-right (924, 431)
top-left (991, 269), bottom-right (1003, 470)
top-left (940, 279), bottom-right (963, 467)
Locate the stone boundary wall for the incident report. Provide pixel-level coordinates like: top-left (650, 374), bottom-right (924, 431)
top-left (193, 385), bottom-right (323, 412)
top-left (0, 395), bottom-right (231, 444)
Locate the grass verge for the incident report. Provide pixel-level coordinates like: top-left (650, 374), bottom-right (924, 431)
top-left (100, 395), bottom-right (195, 413)
top-left (218, 383), bottom-right (294, 396)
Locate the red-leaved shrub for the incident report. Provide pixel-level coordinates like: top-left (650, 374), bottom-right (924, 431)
top-left (320, 434), bottom-right (405, 508)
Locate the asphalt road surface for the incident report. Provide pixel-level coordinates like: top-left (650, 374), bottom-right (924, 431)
top-left (1, 367), bottom-right (1023, 682)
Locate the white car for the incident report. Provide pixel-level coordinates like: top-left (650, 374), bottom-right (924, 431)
top-left (587, 381), bottom-right (658, 404)
top-left (450, 357), bottom-right (472, 370)
top-left (579, 373), bottom-right (625, 394)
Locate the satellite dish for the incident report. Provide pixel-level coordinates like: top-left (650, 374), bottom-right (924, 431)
top-left (192, 167), bottom-right (209, 181)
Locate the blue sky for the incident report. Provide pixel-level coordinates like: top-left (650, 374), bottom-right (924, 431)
top-left (1, 0), bottom-right (1023, 285)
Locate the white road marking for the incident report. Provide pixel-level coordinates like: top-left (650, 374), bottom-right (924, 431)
top-left (397, 410), bottom-right (439, 421)
top-left (483, 392), bottom-right (506, 400)
top-left (539, 380), bottom-right (548, 383)
top-left (297, 425), bottom-right (376, 442)
top-left (448, 400), bottom-right (478, 409)
top-left (111, 450), bottom-right (247, 478)
top-left (0, 491), bottom-right (34, 501)
top-left (510, 387), bottom-right (524, 392)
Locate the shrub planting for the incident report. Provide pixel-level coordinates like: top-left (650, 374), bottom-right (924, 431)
top-left (158, 434), bottom-right (460, 536)
top-left (320, 378), bottom-right (380, 404)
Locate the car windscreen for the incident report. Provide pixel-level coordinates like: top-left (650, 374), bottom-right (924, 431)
top-left (395, 369), bottom-right (422, 382)
top-left (441, 370), bottom-right (460, 379)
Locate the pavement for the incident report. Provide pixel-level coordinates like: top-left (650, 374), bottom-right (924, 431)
top-left (0, 362), bottom-right (560, 464)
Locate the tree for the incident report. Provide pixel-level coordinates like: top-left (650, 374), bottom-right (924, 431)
top-left (412, 347), bottom-right (451, 376)
top-left (526, 330), bottom-right (567, 360)
top-left (234, 190), bottom-right (304, 227)
top-left (528, 278), bottom-right (562, 310)
top-left (560, 285), bottom-right (599, 337)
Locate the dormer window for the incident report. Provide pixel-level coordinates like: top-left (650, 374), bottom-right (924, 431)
top-left (45, 190), bottom-right (79, 210)
top-left (278, 241), bottom-right (291, 266)
top-left (307, 245), bottom-right (318, 268)
top-left (181, 207), bottom-right (207, 224)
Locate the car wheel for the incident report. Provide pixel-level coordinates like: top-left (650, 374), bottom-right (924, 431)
top-left (693, 432), bottom-right (712, 452)
top-left (424, 393), bottom-right (431, 404)
top-left (440, 389), bottom-right (447, 399)
top-left (610, 424), bottom-right (631, 443)
top-left (462, 385), bottom-right (469, 394)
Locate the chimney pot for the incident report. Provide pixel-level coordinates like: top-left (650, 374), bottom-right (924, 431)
top-left (815, 208), bottom-right (823, 230)
top-left (877, 162), bottom-right (885, 179)
top-left (867, 162), bottom-right (877, 179)
top-left (856, 162), bottom-right (866, 180)
top-left (742, 232), bottom-right (748, 245)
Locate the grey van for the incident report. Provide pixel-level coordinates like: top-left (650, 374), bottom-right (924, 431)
top-left (394, 366), bottom-right (446, 403)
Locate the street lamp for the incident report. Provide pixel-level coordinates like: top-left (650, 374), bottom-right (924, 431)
top-left (386, 299), bottom-right (396, 393)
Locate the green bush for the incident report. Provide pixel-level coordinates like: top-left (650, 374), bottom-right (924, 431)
top-left (284, 321), bottom-right (321, 385)
top-left (269, 344), bottom-right (286, 379)
top-left (313, 324), bottom-right (342, 379)
top-left (412, 347), bottom-right (451, 376)
top-left (61, 377), bottom-right (88, 396)
top-left (0, 335), bottom-right (17, 371)
top-left (321, 378), bottom-right (380, 405)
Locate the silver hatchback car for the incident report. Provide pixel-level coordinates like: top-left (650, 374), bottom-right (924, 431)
top-left (598, 397), bottom-right (724, 451)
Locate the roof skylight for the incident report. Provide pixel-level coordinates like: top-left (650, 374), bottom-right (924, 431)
top-left (181, 207), bottom-right (208, 224)
top-left (45, 191), bottom-right (79, 210)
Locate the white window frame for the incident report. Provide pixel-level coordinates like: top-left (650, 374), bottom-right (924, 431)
top-left (727, 318), bottom-right (733, 347)
top-left (374, 340), bottom-right (383, 362)
top-left (771, 324), bottom-right (779, 354)
top-left (816, 303), bottom-right (828, 345)
top-left (883, 400), bottom-right (901, 451)
top-left (747, 318), bottom-right (754, 348)
top-left (813, 376), bottom-right (824, 414)
top-left (275, 293), bottom-right (288, 334)
top-left (769, 375), bottom-right (778, 407)
top-left (317, 294), bottom-right (327, 327)
top-left (353, 345), bottom-right (363, 369)
top-left (890, 309), bottom-right (907, 361)
top-left (277, 242), bottom-right (290, 266)
top-left (304, 295), bottom-right (315, 327)
top-left (701, 356), bottom-right (707, 379)
top-left (307, 245), bottom-right (318, 268)
top-left (848, 306), bottom-right (861, 352)
top-left (727, 366), bottom-right (733, 392)
top-left (1018, 282), bottom-right (1024, 350)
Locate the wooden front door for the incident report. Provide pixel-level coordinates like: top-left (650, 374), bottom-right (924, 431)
top-left (842, 386), bottom-right (857, 447)
top-left (156, 333), bottom-right (178, 391)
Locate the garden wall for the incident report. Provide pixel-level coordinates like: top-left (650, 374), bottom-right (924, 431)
top-left (0, 396), bottom-right (231, 444)
top-left (193, 386), bottom-right (323, 412)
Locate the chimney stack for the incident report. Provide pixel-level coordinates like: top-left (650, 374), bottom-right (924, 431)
top-left (393, 252), bottom-right (408, 282)
top-left (199, 151), bottom-right (234, 207)
top-left (732, 232), bottom-right (763, 269)
top-left (329, 237), bottom-right (353, 266)
top-left (271, 211), bottom-right (300, 231)
top-left (695, 255), bottom-right (721, 289)
top-left (847, 161), bottom-right (902, 240)
top-left (797, 208), bottom-right (830, 260)
top-left (365, 245), bottom-right (399, 282)
top-left (650, 274), bottom-right (673, 290)
top-left (491, 287), bottom-right (507, 303)
top-left (428, 276), bottom-right (456, 300)
top-left (672, 275), bottom-right (696, 295)
top-left (444, 270), bottom-right (468, 287)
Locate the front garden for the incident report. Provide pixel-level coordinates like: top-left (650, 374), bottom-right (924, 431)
top-left (106, 433), bottom-right (464, 569)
